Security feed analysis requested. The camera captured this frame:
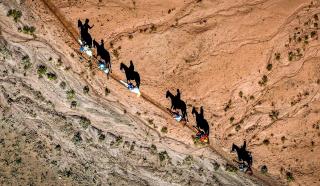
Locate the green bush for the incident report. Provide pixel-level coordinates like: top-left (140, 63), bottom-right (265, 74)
top-left (158, 151), bottom-right (169, 162)
top-left (83, 85), bottom-right (89, 94)
top-left (19, 25), bottom-right (36, 35)
top-left (21, 55), bottom-right (31, 70)
top-left (260, 165), bottom-right (268, 174)
top-left (150, 144), bottom-right (157, 154)
top-left (37, 65), bottom-right (47, 76)
top-left (79, 116), bottom-right (91, 129)
top-left (266, 63), bottom-right (272, 71)
top-left (258, 75), bottom-right (268, 86)
top-left (161, 126), bottom-right (168, 133)
top-left (72, 132), bottom-right (82, 144)
top-left (46, 72), bottom-right (57, 80)
top-left (60, 81), bottom-right (66, 89)
top-left (274, 53), bottom-right (280, 60)
top-left (66, 89), bottom-right (75, 100)
top-left (225, 163), bottom-right (237, 172)
top-left (7, 9), bottom-right (22, 22)
top-left (263, 139), bottom-right (270, 145)
top-left (70, 101), bottom-right (77, 108)
top-left (286, 172), bottom-right (294, 182)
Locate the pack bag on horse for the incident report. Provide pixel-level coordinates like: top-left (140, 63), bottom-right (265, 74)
top-left (93, 39), bottom-right (111, 76)
top-left (191, 106), bottom-right (209, 144)
top-left (120, 61), bottom-right (141, 95)
top-left (165, 89), bottom-right (188, 122)
top-left (231, 140), bottom-right (253, 173)
top-left (78, 19), bottom-right (94, 56)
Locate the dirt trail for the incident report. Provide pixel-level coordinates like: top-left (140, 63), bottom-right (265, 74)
top-left (35, 0), bottom-right (280, 185)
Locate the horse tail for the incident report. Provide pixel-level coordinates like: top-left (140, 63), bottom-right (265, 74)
top-left (183, 102), bottom-right (188, 122)
top-left (135, 72), bottom-right (140, 88)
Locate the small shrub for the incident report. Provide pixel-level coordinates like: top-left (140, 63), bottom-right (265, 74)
top-left (212, 161), bottom-right (220, 171)
top-left (158, 151), bottom-right (169, 162)
top-left (115, 136), bottom-right (123, 146)
top-left (260, 165), bottom-right (268, 174)
top-left (286, 172), bottom-right (294, 182)
top-left (225, 163), bottom-right (237, 172)
top-left (235, 125), bottom-right (241, 132)
top-left (112, 49), bottom-right (119, 59)
top-left (7, 9), bottom-right (22, 22)
top-left (238, 91), bottom-right (243, 98)
top-left (266, 63), bottom-right (272, 71)
top-left (161, 126), bottom-right (168, 133)
top-left (99, 133), bottom-right (106, 141)
top-left (183, 155), bottom-right (193, 165)
top-left (70, 101), bottom-right (77, 108)
top-left (66, 89), bottom-right (75, 100)
top-left (105, 87), bottom-right (110, 96)
top-left (46, 72), bottom-right (57, 80)
top-left (150, 24), bottom-right (157, 32)
top-left (224, 99), bottom-right (232, 112)
top-left (21, 55), bottom-right (31, 70)
top-left (258, 75), bottom-right (268, 86)
top-left (37, 65), bottom-right (47, 76)
top-left (263, 139), bottom-right (270, 145)
top-left (79, 116), bottom-right (91, 129)
top-left (19, 25), bottom-right (36, 35)
top-left (72, 132), bottom-right (82, 144)
top-left (229, 116), bottom-right (235, 123)
top-left (281, 136), bottom-right (286, 143)
top-left (269, 110), bottom-right (279, 120)
top-left (60, 81), bottom-right (66, 89)
top-left (274, 53), bottom-right (280, 60)
top-left (83, 85), bottom-right (89, 94)
top-left (128, 34), bottom-right (133, 39)
top-left (150, 144), bottom-right (157, 154)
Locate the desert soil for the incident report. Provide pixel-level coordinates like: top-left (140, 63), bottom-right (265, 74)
top-left (0, 0), bottom-right (319, 185)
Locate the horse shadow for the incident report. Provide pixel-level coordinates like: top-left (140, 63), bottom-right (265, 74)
top-left (191, 106), bottom-right (209, 135)
top-left (93, 39), bottom-right (111, 72)
top-left (120, 60), bottom-right (140, 88)
top-left (78, 19), bottom-right (93, 48)
top-left (231, 141), bottom-right (253, 169)
top-left (166, 89), bottom-right (188, 121)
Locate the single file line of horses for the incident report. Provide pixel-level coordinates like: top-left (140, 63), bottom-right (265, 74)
top-left (39, 0), bottom-right (279, 185)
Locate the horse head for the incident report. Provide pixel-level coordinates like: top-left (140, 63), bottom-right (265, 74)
top-left (166, 90), bottom-right (172, 99)
top-left (192, 107), bottom-right (197, 116)
top-left (231, 143), bottom-right (238, 153)
top-left (120, 63), bottom-right (127, 72)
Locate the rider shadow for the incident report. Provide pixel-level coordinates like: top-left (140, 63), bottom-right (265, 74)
top-left (192, 106), bottom-right (209, 135)
top-left (231, 141), bottom-right (253, 173)
top-left (78, 18), bottom-right (93, 48)
top-left (120, 60), bottom-right (140, 88)
top-left (93, 39), bottom-right (111, 74)
top-left (166, 89), bottom-right (188, 121)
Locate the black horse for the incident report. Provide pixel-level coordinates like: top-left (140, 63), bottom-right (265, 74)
top-left (120, 61), bottom-right (140, 88)
top-left (93, 39), bottom-right (111, 71)
top-left (192, 106), bottom-right (209, 135)
top-left (78, 19), bottom-right (93, 48)
top-left (166, 90), bottom-right (188, 121)
top-left (231, 141), bottom-right (253, 168)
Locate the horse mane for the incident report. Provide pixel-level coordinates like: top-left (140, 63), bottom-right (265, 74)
top-left (93, 39), bottom-right (99, 48)
top-left (166, 90), bottom-right (173, 98)
top-left (192, 107), bottom-right (197, 115)
top-left (120, 63), bottom-right (127, 70)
